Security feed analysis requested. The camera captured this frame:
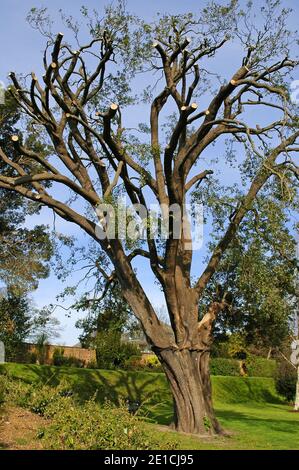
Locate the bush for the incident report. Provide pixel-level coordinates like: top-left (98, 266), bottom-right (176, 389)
top-left (142, 355), bottom-right (161, 369)
top-left (0, 373), bottom-right (176, 450)
top-left (28, 351), bottom-right (38, 364)
top-left (227, 334), bottom-right (248, 360)
top-left (3, 376), bottom-right (75, 416)
top-left (86, 360), bottom-right (98, 369)
top-left (211, 342), bottom-right (230, 358)
top-left (41, 399), bottom-right (177, 450)
top-left (210, 356), bottom-right (277, 378)
top-left (52, 348), bottom-right (84, 368)
top-left (246, 356), bottom-right (277, 378)
top-left (52, 347), bottom-right (65, 366)
top-left (125, 354), bottom-right (163, 372)
top-left (275, 361), bottom-right (297, 402)
top-left (95, 331), bottom-right (141, 369)
top-left (210, 358), bottom-right (240, 376)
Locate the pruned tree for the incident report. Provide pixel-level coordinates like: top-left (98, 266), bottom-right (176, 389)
top-left (0, 0), bottom-right (299, 434)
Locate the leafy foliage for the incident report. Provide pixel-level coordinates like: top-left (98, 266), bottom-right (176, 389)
top-left (0, 290), bottom-right (32, 361)
top-left (95, 330), bottom-right (141, 370)
top-left (210, 358), bottom-right (240, 377)
top-left (0, 93), bottom-right (52, 293)
top-left (75, 284), bottom-right (134, 348)
top-left (246, 356), bottom-right (277, 378)
top-left (0, 288), bottom-right (60, 362)
top-left (275, 361), bottom-right (297, 402)
top-left (52, 348), bottom-right (84, 368)
top-left (197, 192), bottom-right (297, 350)
top-left (1, 373), bottom-right (176, 450)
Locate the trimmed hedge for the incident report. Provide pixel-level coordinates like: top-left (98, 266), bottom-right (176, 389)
top-left (210, 357), bottom-right (277, 378)
top-left (246, 356), bottom-right (277, 378)
top-left (0, 363), bottom-right (283, 408)
top-left (210, 358), bottom-right (240, 376)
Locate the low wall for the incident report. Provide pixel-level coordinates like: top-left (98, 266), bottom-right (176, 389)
top-left (25, 343), bottom-right (96, 366)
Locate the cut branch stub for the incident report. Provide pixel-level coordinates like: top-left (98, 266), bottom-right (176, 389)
top-left (106, 103), bottom-right (119, 119)
top-left (52, 32), bottom-right (64, 63)
top-left (152, 42), bottom-right (167, 62)
top-left (181, 103), bottom-right (198, 116)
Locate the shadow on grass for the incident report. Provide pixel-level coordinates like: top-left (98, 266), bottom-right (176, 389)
top-left (211, 375), bottom-right (283, 405)
top-left (2, 363), bottom-right (174, 422)
top-left (0, 364), bottom-right (286, 429)
top-left (216, 407), bottom-right (299, 434)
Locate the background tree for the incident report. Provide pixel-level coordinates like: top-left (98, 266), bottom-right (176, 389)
top-left (0, 289), bottom-right (60, 361)
top-left (0, 93), bottom-right (53, 292)
top-left (0, 288), bottom-right (32, 360)
top-left (75, 283), bottom-right (137, 348)
top-left (198, 193), bottom-right (298, 356)
top-left (0, 0), bottom-right (298, 434)
top-left (74, 284), bottom-right (142, 369)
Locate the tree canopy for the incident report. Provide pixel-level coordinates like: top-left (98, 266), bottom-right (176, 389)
top-left (0, 93), bottom-right (53, 293)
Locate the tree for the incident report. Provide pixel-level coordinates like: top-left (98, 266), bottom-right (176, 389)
top-left (0, 289), bottom-right (60, 361)
top-left (199, 195), bottom-right (297, 354)
top-left (0, 93), bottom-right (53, 292)
top-left (0, 288), bottom-right (32, 360)
top-left (75, 283), bottom-right (136, 348)
top-left (74, 283), bottom-right (142, 369)
top-left (0, 0), bottom-right (298, 434)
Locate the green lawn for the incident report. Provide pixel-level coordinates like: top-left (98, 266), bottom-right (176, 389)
top-left (1, 363), bottom-right (299, 450)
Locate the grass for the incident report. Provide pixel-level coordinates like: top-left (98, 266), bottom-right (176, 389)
top-left (1, 362), bottom-right (299, 450)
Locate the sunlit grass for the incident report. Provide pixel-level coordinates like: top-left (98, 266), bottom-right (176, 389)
top-left (1, 363), bottom-right (298, 450)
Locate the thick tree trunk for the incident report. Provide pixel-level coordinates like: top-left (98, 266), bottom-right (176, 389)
top-left (158, 348), bottom-right (222, 435)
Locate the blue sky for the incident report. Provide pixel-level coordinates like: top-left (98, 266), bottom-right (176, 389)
top-left (1, 0), bottom-right (298, 344)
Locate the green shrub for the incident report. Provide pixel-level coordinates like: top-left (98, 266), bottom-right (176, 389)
top-left (124, 354), bottom-right (163, 372)
top-left (227, 334), bottom-right (248, 360)
top-left (275, 361), bottom-right (297, 402)
top-left (86, 360), bottom-right (98, 369)
top-left (28, 351), bottom-right (38, 364)
top-left (2, 375), bottom-right (75, 416)
top-left (41, 399), bottom-right (176, 450)
top-left (95, 331), bottom-right (141, 369)
top-left (52, 347), bottom-right (65, 366)
top-left (211, 341), bottom-right (230, 358)
top-left (52, 348), bottom-right (84, 368)
top-left (210, 358), bottom-right (240, 376)
top-left (0, 372), bottom-right (176, 450)
top-left (246, 356), bottom-right (277, 378)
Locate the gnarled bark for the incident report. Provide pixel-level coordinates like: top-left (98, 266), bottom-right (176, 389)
top-left (158, 348), bottom-right (222, 435)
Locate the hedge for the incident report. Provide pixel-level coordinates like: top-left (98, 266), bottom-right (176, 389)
top-left (210, 357), bottom-right (277, 378)
top-left (245, 356), bottom-right (277, 378)
top-left (210, 358), bottom-right (240, 376)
